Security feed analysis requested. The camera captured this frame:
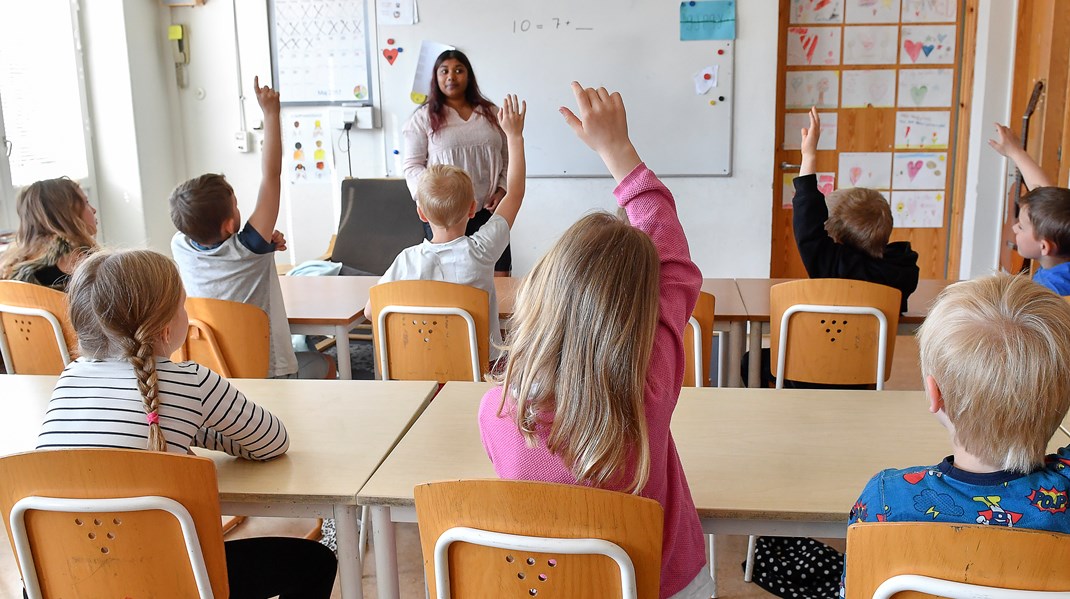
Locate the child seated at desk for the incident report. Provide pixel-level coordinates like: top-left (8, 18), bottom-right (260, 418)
top-left (990, 123), bottom-right (1070, 294)
top-left (842, 273), bottom-right (1070, 595)
top-left (169, 77), bottom-right (334, 380)
top-left (36, 249), bottom-right (337, 598)
top-left (367, 94), bottom-right (527, 359)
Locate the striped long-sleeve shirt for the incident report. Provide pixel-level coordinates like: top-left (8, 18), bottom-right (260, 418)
top-left (38, 358), bottom-right (289, 460)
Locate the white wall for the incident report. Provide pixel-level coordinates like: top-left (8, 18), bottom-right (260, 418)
top-left (145, 0), bottom-right (1012, 278)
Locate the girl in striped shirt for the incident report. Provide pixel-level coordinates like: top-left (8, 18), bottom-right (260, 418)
top-left (37, 249), bottom-right (336, 599)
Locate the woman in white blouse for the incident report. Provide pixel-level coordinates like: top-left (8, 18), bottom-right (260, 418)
top-left (403, 49), bottom-right (511, 275)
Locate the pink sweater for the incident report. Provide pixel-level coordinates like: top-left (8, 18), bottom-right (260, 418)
top-left (478, 163), bottom-right (704, 598)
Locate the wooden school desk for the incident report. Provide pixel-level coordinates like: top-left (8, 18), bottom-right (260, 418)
top-left (357, 381), bottom-right (1070, 598)
top-left (734, 278), bottom-right (957, 387)
top-left (279, 275), bottom-right (378, 379)
top-left (0, 375), bottom-right (438, 599)
top-left (495, 277), bottom-right (751, 387)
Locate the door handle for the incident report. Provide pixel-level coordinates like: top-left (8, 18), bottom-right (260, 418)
top-left (780, 162), bottom-right (801, 171)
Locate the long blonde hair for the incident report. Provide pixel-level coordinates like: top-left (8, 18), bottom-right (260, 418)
top-left (494, 212), bottom-right (660, 493)
top-left (67, 250), bottom-right (185, 452)
top-left (0, 178), bottom-right (97, 280)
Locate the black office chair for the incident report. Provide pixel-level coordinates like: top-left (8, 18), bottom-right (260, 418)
top-left (331, 178), bottom-right (426, 275)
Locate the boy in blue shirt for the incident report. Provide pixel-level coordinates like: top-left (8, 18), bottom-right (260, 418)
top-left (843, 273), bottom-right (1070, 595)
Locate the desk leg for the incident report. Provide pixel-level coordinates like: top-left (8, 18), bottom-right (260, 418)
top-left (373, 506), bottom-right (400, 599)
top-left (336, 324), bottom-right (352, 380)
top-left (727, 322), bottom-right (744, 388)
top-left (335, 504), bottom-right (364, 599)
top-left (748, 320), bottom-right (762, 388)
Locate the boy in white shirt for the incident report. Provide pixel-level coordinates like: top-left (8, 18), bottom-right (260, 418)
top-left (367, 95), bottom-right (526, 357)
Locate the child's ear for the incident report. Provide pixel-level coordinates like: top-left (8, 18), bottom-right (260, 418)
top-left (1042, 239), bottom-right (1057, 257)
top-left (220, 217), bottom-right (238, 238)
top-left (468, 200), bottom-right (478, 218)
top-left (925, 375), bottom-right (944, 414)
top-left (415, 205), bottom-right (430, 223)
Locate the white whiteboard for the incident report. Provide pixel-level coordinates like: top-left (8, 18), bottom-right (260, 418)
top-left (378, 0), bottom-right (735, 177)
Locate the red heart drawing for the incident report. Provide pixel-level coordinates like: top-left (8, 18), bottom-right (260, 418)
top-left (907, 160), bottom-right (923, 180)
top-left (849, 166), bottom-right (863, 185)
top-left (383, 48), bottom-right (399, 65)
top-left (904, 40), bottom-right (922, 63)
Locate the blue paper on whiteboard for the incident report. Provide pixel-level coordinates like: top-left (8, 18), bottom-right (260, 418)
top-left (680, 1), bottom-right (736, 41)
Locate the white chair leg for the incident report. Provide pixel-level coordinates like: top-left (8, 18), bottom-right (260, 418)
top-left (708, 534), bottom-right (718, 598)
top-left (359, 505), bottom-right (370, 565)
top-left (743, 535), bottom-right (757, 583)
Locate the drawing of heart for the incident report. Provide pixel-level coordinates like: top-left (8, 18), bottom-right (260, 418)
top-left (383, 48), bottom-right (399, 65)
top-left (849, 166), bottom-right (863, 185)
top-left (910, 85), bottom-right (928, 105)
top-left (862, 37), bottom-right (875, 51)
top-left (921, 44), bottom-right (935, 57)
top-left (790, 77), bottom-right (803, 91)
top-left (907, 160), bottom-right (923, 180)
top-left (937, 33), bottom-right (948, 43)
top-left (904, 40), bottom-right (922, 62)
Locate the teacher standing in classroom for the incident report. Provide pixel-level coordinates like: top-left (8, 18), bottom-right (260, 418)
top-left (403, 49), bottom-right (511, 275)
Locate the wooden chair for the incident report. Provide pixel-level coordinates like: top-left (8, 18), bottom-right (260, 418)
top-left (171, 297), bottom-right (270, 378)
top-left (0, 449), bottom-right (229, 598)
top-left (415, 480), bottom-right (664, 599)
top-left (844, 522), bottom-right (1070, 599)
top-left (769, 279), bottom-right (901, 389)
top-left (683, 291), bottom-right (716, 387)
top-left (370, 280), bottom-right (490, 383)
top-left (0, 280), bottom-right (76, 375)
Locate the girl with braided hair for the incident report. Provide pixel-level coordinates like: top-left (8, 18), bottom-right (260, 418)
top-left (37, 249), bottom-right (337, 598)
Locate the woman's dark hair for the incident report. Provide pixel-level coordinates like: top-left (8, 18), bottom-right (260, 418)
top-left (426, 49), bottom-right (500, 136)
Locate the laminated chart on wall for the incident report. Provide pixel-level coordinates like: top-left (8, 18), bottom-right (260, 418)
top-left (283, 113), bottom-right (334, 185)
top-left (269, 0), bottom-right (372, 105)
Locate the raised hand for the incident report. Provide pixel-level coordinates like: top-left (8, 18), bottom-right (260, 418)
top-left (800, 107), bottom-right (821, 156)
top-left (254, 75), bottom-right (280, 116)
top-left (559, 81), bottom-right (640, 182)
top-left (987, 123), bottom-right (1022, 158)
top-left (497, 94), bottom-right (526, 138)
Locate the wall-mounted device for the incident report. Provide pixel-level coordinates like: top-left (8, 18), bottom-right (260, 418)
top-left (168, 25), bottom-right (190, 89)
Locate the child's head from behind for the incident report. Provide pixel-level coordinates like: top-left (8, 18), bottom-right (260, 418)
top-left (14, 177), bottom-right (97, 246)
top-left (496, 212), bottom-right (660, 493)
top-left (169, 174), bottom-right (238, 246)
top-left (1015, 187), bottom-right (1070, 260)
top-left (416, 164), bottom-right (476, 228)
top-left (918, 274), bottom-right (1070, 473)
top-left (824, 187), bottom-right (892, 259)
top-left (68, 250), bottom-right (188, 452)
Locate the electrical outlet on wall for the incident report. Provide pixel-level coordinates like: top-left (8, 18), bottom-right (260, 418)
top-left (234, 130), bottom-right (253, 153)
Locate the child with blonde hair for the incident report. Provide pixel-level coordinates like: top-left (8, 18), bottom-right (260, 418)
top-left (842, 273), bottom-right (1070, 594)
top-left (369, 94), bottom-right (527, 357)
top-left (37, 249), bottom-right (336, 598)
top-left (0, 177), bottom-right (97, 290)
top-left (478, 83), bottom-right (713, 599)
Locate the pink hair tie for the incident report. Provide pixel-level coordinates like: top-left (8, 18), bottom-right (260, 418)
top-left (146, 412), bottom-right (160, 425)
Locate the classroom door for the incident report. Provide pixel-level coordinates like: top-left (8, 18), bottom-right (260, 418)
top-left (770, 0), bottom-right (977, 279)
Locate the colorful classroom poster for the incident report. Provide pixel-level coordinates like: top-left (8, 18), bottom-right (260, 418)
top-left (900, 25), bottom-right (956, 65)
top-left (841, 69), bottom-right (896, 108)
top-left (783, 112), bottom-right (838, 150)
top-left (890, 190), bottom-right (944, 228)
top-left (284, 112), bottom-right (333, 185)
top-left (897, 69), bottom-right (954, 108)
top-left (680, 1), bottom-right (737, 41)
top-left (272, 0), bottom-right (370, 104)
top-left (845, 0), bottom-right (901, 24)
top-left (790, 0), bottom-right (845, 24)
top-left (901, 0), bottom-right (956, 23)
top-left (782, 172), bottom-right (836, 207)
top-left (785, 70), bottom-right (839, 109)
top-left (838, 152), bottom-right (892, 189)
top-left (892, 152), bottom-right (946, 189)
top-left (894, 111), bottom-right (950, 149)
top-left (786, 26), bottom-right (842, 66)
top-left (842, 26), bottom-right (899, 65)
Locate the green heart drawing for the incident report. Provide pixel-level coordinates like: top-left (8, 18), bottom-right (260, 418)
top-left (910, 85), bottom-right (929, 105)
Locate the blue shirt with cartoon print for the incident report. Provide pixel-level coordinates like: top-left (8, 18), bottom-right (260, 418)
top-left (841, 446), bottom-right (1070, 596)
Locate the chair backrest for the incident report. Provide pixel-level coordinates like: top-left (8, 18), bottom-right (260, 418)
top-left (0, 280), bottom-right (76, 375)
top-left (770, 279), bottom-right (900, 387)
top-left (845, 522), bottom-right (1070, 599)
top-left (683, 291), bottom-right (716, 387)
top-left (415, 480), bottom-right (664, 599)
top-left (171, 297), bottom-right (269, 378)
top-left (331, 178), bottom-right (426, 275)
top-left (0, 449), bottom-right (229, 599)
top-left (370, 280), bottom-right (490, 383)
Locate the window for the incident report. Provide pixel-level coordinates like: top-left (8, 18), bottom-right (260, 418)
top-left (0, 0), bottom-right (92, 230)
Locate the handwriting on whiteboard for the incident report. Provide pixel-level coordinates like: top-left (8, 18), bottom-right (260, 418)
top-left (513, 18), bottom-right (594, 33)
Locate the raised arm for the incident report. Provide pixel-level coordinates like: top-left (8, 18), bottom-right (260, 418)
top-left (402, 108), bottom-right (431, 201)
top-left (792, 108), bottom-right (843, 277)
top-left (989, 123), bottom-right (1054, 189)
top-left (800, 107), bottom-right (819, 177)
top-left (193, 368), bottom-right (289, 460)
top-left (246, 76), bottom-right (282, 241)
top-left (491, 95), bottom-right (527, 228)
